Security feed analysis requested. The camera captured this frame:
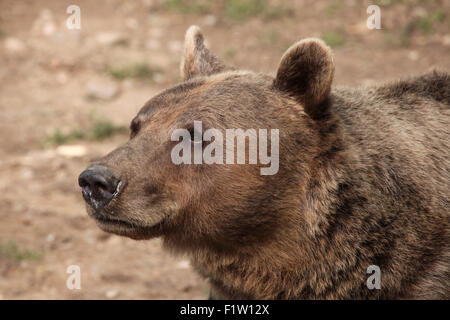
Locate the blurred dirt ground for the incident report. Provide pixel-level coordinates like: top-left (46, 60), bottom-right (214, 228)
top-left (0, 0), bottom-right (449, 299)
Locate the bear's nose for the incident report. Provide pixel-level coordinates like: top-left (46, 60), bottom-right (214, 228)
top-left (78, 165), bottom-right (121, 210)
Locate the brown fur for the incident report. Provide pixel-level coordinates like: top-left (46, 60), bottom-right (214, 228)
top-left (81, 26), bottom-right (450, 299)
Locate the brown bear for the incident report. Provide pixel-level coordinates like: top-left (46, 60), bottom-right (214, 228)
top-left (78, 26), bottom-right (449, 299)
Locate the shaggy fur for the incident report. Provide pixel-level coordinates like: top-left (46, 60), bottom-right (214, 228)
top-left (80, 26), bottom-right (449, 299)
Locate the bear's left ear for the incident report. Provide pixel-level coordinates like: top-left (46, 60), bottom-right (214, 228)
top-left (180, 25), bottom-right (230, 81)
top-left (274, 38), bottom-right (334, 119)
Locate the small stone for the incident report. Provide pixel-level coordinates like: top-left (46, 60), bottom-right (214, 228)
top-left (408, 51), bottom-right (419, 61)
top-left (153, 73), bottom-right (165, 84)
top-left (56, 72), bottom-right (68, 84)
top-left (176, 260), bottom-right (190, 269)
top-left (56, 145), bottom-right (87, 158)
top-left (442, 35), bottom-right (450, 46)
top-left (43, 21), bottom-right (56, 36)
top-left (95, 32), bottom-right (127, 46)
top-left (46, 234), bottom-right (55, 243)
top-left (4, 37), bottom-right (26, 54)
top-left (21, 168), bottom-right (33, 179)
top-left (105, 289), bottom-right (119, 299)
top-left (32, 9), bottom-right (56, 36)
top-left (86, 81), bottom-right (119, 100)
top-left (412, 7), bottom-right (427, 18)
top-left (204, 15), bottom-right (217, 26)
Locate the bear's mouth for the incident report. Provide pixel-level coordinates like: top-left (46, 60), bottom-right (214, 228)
top-left (94, 215), bottom-right (138, 229)
top-left (91, 211), bottom-right (166, 239)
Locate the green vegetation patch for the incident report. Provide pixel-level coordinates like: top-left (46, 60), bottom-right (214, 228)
top-left (45, 120), bottom-right (127, 146)
top-left (0, 240), bottom-right (43, 262)
top-left (224, 0), bottom-right (289, 22)
top-left (322, 31), bottom-right (345, 48)
top-left (161, 0), bottom-right (290, 22)
top-left (161, 0), bottom-right (213, 14)
top-left (107, 62), bottom-right (161, 81)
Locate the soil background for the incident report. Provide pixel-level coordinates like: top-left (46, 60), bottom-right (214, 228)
top-left (0, 0), bottom-right (449, 299)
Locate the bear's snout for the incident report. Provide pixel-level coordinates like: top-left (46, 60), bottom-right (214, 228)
top-left (78, 164), bottom-right (122, 211)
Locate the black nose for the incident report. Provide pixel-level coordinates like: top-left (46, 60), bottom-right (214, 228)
top-left (78, 165), bottom-right (121, 210)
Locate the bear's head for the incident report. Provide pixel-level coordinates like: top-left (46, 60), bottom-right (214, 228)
top-left (78, 26), bottom-right (337, 252)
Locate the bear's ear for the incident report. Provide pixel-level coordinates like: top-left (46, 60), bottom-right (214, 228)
top-left (180, 25), bottom-right (230, 81)
top-left (274, 38), bottom-right (334, 118)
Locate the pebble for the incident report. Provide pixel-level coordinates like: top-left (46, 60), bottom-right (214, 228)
top-left (442, 35), bottom-right (450, 47)
top-left (408, 51), bottom-right (419, 61)
top-left (4, 37), bottom-right (26, 55)
top-left (176, 260), bottom-right (190, 269)
top-left (56, 71), bottom-right (69, 84)
top-left (56, 145), bottom-right (87, 158)
top-left (204, 15), bottom-right (217, 26)
top-left (105, 289), bottom-right (119, 299)
top-left (46, 234), bottom-right (55, 243)
top-left (86, 80), bottom-right (119, 100)
top-left (21, 168), bottom-right (34, 179)
top-left (32, 9), bottom-right (56, 36)
top-left (95, 32), bottom-right (127, 46)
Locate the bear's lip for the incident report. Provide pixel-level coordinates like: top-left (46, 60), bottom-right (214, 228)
top-left (85, 180), bottom-right (166, 238)
top-left (93, 214), bottom-right (165, 239)
top-left (94, 215), bottom-right (138, 229)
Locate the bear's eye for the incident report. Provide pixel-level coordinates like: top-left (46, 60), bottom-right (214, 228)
top-left (187, 126), bottom-right (203, 146)
top-left (130, 119), bottom-right (141, 139)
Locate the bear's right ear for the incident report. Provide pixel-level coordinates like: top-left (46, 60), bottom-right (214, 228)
top-left (274, 38), bottom-right (334, 119)
top-left (180, 25), bottom-right (230, 81)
